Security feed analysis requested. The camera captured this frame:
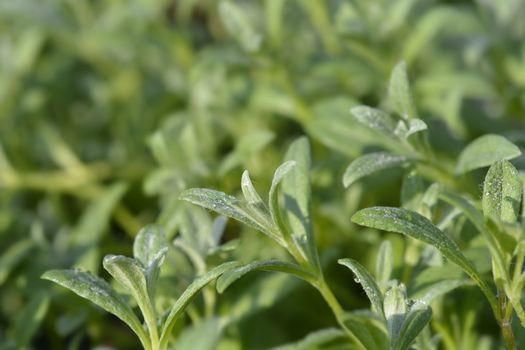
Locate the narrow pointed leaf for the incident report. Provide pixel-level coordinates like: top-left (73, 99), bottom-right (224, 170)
top-left (180, 188), bottom-right (284, 245)
top-left (350, 106), bottom-right (398, 138)
top-left (13, 293), bottom-right (49, 348)
top-left (282, 137), bottom-right (318, 268)
top-left (159, 261), bottom-right (239, 347)
top-left (338, 258), bottom-right (385, 319)
top-left (406, 118), bottom-right (427, 137)
top-left (438, 190), bottom-right (508, 283)
top-left (103, 255), bottom-right (158, 342)
top-left (133, 224), bottom-right (169, 298)
top-left (241, 170), bottom-right (266, 208)
top-left (268, 160), bottom-right (296, 235)
top-left (482, 160), bottom-right (522, 223)
top-left (341, 312), bottom-right (388, 350)
top-left (343, 152), bottom-right (412, 188)
top-left (134, 225), bottom-right (168, 268)
top-left (456, 134), bottom-right (521, 174)
top-left (389, 61), bottom-right (417, 120)
top-left (384, 283), bottom-right (407, 342)
top-left (216, 260), bottom-right (314, 294)
top-left (375, 241), bottom-right (393, 288)
top-left (41, 270), bottom-right (148, 347)
top-left (351, 207), bottom-right (499, 317)
top-left (396, 303), bottom-right (432, 350)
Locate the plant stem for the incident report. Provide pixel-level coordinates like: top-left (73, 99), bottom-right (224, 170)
top-left (498, 289), bottom-right (517, 350)
top-left (314, 279), bottom-right (367, 350)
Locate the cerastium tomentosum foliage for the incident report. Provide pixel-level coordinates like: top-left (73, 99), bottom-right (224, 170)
top-left (180, 137), bottom-right (435, 350)
top-left (42, 225), bottom-right (239, 350)
top-left (41, 62), bottom-right (525, 349)
top-left (346, 61), bottom-right (525, 350)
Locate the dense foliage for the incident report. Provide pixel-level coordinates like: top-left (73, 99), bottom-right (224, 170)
top-left (2, 0), bottom-right (525, 349)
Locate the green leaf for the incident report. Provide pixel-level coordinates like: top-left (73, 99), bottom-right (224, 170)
top-left (159, 261), bottom-right (239, 348)
top-left (414, 279), bottom-right (471, 304)
top-left (282, 137), bottom-right (319, 269)
top-left (401, 170), bottom-right (425, 212)
top-left (268, 160), bottom-right (296, 238)
top-left (456, 134), bottom-right (521, 174)
top-left (375, 241), bottom-right (393, 289)
top-left (241, 170), bottom-right (266, 208)
top-left (405, 118), bottom-right (428, 137)
top-left (12, 293), bottom-right (49, 348)
top-left (42, 269), bottom-right (149, 348)
top-left (351, 207), bottom-right (499, 317)
top-left (216, 260), bottom-right (314, 294)
top-left (343, 152), bottom-right (412, 188)
top-left (133, 224), bottom-right (169, 298)
top-left (271, 328), bottom-right (347, 350)
top-left (218, 1), bottom-right (262, 52)
top-left (0, 239), bottom-right (34, 285)
top-left (389, 61), bottom-right (417, 120)
top-left (338, 258), bottom-right (385, 319)
top-left (384, 283), bottom-right (408, 343)
top-left (180, 188), bottom-right (285, 246)
top-left (396, 302), bottom-right (432, 350)
top-left (482, 160), bottom-right (522, 223)
top-left (72, 182), bottom-right (128, 272)
top-left (103, 255), bottom-right (158, 344)
top-left (341, 312), bottom-right (388, 350)
top-left (350, 106), bottom-right (398, 138)
top-left (239, 170), bottom-right (276, 234)
top-left (438, 190), bottom-right (509, 284)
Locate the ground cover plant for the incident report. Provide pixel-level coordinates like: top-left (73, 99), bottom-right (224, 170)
top-left (2, 0), bottom-right (525, 349)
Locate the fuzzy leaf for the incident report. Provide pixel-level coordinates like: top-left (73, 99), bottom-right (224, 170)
top-left (159, 261), bottom-right (239, 347)
top-left (133, 224), bottom-right (168, 298)
top-left (389, 61), bottom-right (417, 120)
top-left (343, 152), bottom-right (412, 188)
top-left (218, 1), bottom-right (262, 52)
top-left (350, 106), bottom-right (398, 138)
top-left (482, 160), bottom-right (522, 223)
top-left (180, 188), bottom-right (284, 245)
top-left (338, 258), bottom-right (384, 319)
top-left (241, 170), bottom-right (266, 208)
top-left (342, 312), bottom-right (388, 350)
top-left (352, 207), bottom-right (499, 316)
top-left (456, 134), bottom-right (521, 174)
top-left (268, 160), bottom-right (296, 236)
top-left (216, 260), bottom-right (314, 293)
top-left (103, 255), bottom-right (158, 340)
top-left (41, 269), bottom-right (148, 347)
top-left (282, 137), bottom-right (318, 268)
top-left (396, 302), bottom-right (432, 350)
top-left (375, 241), bottom-right (393, 288)
top-left (406, 118), bottom-right (428, 137)
top-left (384, 283), bottom-right (407, 342)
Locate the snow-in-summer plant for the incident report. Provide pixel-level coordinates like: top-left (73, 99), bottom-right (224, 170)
top-left (41, 62), bottom-right (525, 349)
top-left (344, 62), bottom-right (525, 350)
top-left (42, 225), bottom-right (239, 350)
top-left (180, 137), bottom-right (435, 349)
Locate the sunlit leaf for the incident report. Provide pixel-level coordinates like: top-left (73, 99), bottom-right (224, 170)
top-left (42, 269), bottom-right (149, 348)
top-left (482, 160), bottom-right (522, 223)
top-left (343, 152), bottom-right (412, 188)
top-left (456, 134), bottom-right (521, 174)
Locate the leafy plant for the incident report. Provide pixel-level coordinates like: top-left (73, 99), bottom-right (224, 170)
top-left (43, 225), bottom-right (238, 350)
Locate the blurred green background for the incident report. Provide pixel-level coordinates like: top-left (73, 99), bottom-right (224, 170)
top-left (2, 0), bottom-right (525, 349)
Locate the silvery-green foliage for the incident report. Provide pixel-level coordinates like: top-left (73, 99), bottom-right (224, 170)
top-left (43, 225), bottom-right (237, 350)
